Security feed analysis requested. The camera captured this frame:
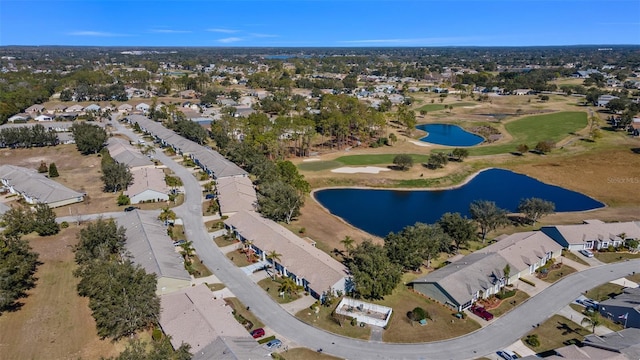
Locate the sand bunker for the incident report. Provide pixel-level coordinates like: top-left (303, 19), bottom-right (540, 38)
top-left (331, 166), bottom-right (391, 174)
top-left (409, 140), bottom-right (431, 147)
top-left (302, 158), bottom-right (321, 162)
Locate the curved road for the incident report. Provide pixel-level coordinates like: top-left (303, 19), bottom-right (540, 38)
top-left (113, 120), bottom-right (640, 360)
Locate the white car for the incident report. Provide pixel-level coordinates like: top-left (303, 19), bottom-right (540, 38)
top-left (579, 249), bottom-right (594, 258)
top-left (497, 349), bottom-right (518, 360)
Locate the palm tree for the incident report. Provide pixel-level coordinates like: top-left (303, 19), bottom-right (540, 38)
top-left (158, 207), bottom-right (176, 225)
top-left (266, 250), bottom-right (283, 279)
top-left (340, 236), bottom-right (355, 258)
top-left (581, 312), bottom-right (602, 333)
top-left (502, 264), bottom-right (511, 293)
top-left (278, 276), bottom-right (298, 297)
top-left (180, 241), bottom-right (195, 264)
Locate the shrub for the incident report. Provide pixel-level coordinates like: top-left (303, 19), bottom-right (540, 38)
top-left (520, 277), bottom-right (536, 287)
top-left (526, 334), bottom-right (540, 347)
top-left (48, 163), bottom-right (59, 178)
top-left (351, 317), bottom-right (358, 326)
top-left (117, 193), bottom-right (131, 206)
top-left (38, 161), bottom-right (48, 173)
top-left (152, 328), bottom-right (163, 342)
top-left (496, 289), bottom-right (517, 300)
top-left (60, 221), bottom-right (69, 229)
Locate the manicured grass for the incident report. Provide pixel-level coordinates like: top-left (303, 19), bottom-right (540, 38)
top-left (416, 102), bottom-right (476, 112)
top-left (296, 301), bottom-right (371, 340)
top-left (298, 160), bottom-right (342, 172)
top-left (227, 249), bottom-right (255, 267)
top-left (206, 283), bottom-right (226, 291)
top-left (189, 254), bottom-right (212, 278)
top-left (468, 111), bottom-right (588, 156)
top-left (626, 273), bottom-right (640, 283)
top-left (278, 347), bottom-right (342, 360)
top-left (489, 290), bottom-right (530, 317)
top-left (541, 264), bottom-right (577, 283)
top-left (335, 154), bottom-right (431, 166)
top-left (569, 304), bottom-right (624, 332)
top-left (215, 235), bottom-right (238, 248)
top-left (377, 274), bottom-right (481, 343)
top-left (225, 297), bottom-right (264, 330)
top-left (522, 315), bottom-right (591, 353)
top-left (561, 250), bottom-right (590, 266)
top-left (594, 251), bottom-right (640, 263)
top-left (257, 277), bottom-right (302, 304)
top-left (585, 283), bottom-right (625, 302)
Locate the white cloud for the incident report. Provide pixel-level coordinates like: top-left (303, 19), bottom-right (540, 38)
top-left (250, 33), bottom-right (278, 38)
top-left (150, 29), bottom-right (191, 34)
top-left (338, 36), bottom-right (493, 45)
top-left (218, 37), bottom-right (243, 43)
top-left (207, 28), bottom-right (239, 34)
top-left (67, 31), bottom-right (128, 37)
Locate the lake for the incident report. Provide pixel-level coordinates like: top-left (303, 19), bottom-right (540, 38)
top-left (314, 168), bottom-right (604, 237)
top-left (416, 123), bottom-right (484, 146)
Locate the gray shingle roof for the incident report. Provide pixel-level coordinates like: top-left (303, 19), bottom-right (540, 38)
top-left (583, 328), bottom-right (640, 359)
top-left (192, 336), bottom-right (271, 360)
top-left (0, 164), bottom-right (85, 206)
top-left (215, 176), bottom-right (257, 214)
top-left (117, 210), bottom-right (191, 282)
top-left (107, 137), bottom-right (154, 168)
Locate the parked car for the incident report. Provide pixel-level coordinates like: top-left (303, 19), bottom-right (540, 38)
top-left (579, 249), bottom-right (594, 258)
top-left (173, 240), bottom-right (187, 246)
top-left (265, 339), bottom-right (282, 350)
top-left (470, 305), bottom-right (494, 321)
top-left (124, 206), bottom-right (140, 212)
top-left (582, 299), bottom-right (599, 310)
top-left (497, 349), bottom-right (519, 360)
top-left (250, 328), bottom-right (265, 339)
top-left (205, 193), bottom-right (216, 200)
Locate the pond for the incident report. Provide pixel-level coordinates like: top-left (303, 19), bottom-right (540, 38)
top-left (416, 124), bottom-right (484, 146)
top-left (314, 168), bottom-right (604, 237)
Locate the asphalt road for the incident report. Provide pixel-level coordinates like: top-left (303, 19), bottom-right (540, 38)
top-left (112, 119), bottom-right (640, 360)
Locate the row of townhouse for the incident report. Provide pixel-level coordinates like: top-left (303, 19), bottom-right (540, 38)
top-left (124, 114), bottom-right (350, 300)
top-left (411, 219), bottom-right (640, 312)
top-left (8, 102), bottom-right (152, 123)
top-left (0, 164), bottom-right (85, 208)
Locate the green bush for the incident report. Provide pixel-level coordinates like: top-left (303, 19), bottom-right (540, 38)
top-left (496, 289), bottom-right (517, 300)
top-left (258, 335), bottom-right (276, 344)
top-left (152, 328), bottom-right (163, 342)
top-left (117, 193), bottom-right (131, 206)
top-left (351, 317), bottom-right (358, 326)
top-left (520, 277), bottom-right (536, 287)
top-left (60, 221), bottom-right (69, 229)
top-left (526, 334), bottom-right (540, 347)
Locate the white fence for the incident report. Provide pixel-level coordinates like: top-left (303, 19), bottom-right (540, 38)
top-left (335, 297), bottom-right (392, 327)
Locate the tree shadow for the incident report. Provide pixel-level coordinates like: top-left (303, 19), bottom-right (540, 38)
top-left (556, 321), bottom-right (582, 336)
top-left (631, 148), bottom-right (640, 155)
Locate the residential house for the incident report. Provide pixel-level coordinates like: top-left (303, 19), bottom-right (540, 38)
top-left (7, 113), bottom-right (30, 123)
top-left (598, 288), bottom-right (640, 329)
top-left (513, 89), bottom-right (533, 95)
top-left (573, 69), bottom-right (601, 78)
top-left (540, 344), bottom-right (629, 360)
top-left (0, 164), bottom-right (85, 207)
top-left (117, 103), bottom-right (133, 113)
top-left (582, 328), bottom-right (640, 359)
top-left (179, 89), bottom-right (197, 99)
top-left (116, 210), bottom-right (191, 294)
top-left (224, 210), bottom-right (350, 300)
top-left (48, 104), bottom-right (68, 113)
top-left (35, 114), bottom-right (53, 122)
top-left (124, 167), bottom-right (170, 204)
top-left (159, 284), bottom-right (268, 356)
top-left (25, 104), bottom-right (45, 115)
top-left (65, 104), bottom-right (85, 113)
top-left (106, 137), bottom-right (154, 169)
top-left (597, 95), bottom-right (620, 107)
top-left (135, 102), bottom-right (150, 114)
top-left (541, 220), bottom-right (640, 251)
top-left (84, 104), bottom-right (101, 112)
top-left (411, 231), bottom-right (562, 312)
top-left (214, 176), bottom-right (257, 216)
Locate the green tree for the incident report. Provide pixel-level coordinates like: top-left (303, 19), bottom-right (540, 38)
top-left (33, 203), bottom-right (60, 236)
top-left (469, 200), bottom-right (510, 243)
top-left (342, 73), bottom-right (358, 90)
top-left (117, 193), bottom-right (131, 206)
top-left (257, 180), bottom-right (303, 224)
top-left (385, 222), bottom-right (450, 270)
top-left (349, 240), bottom-right (402, 299)
top-left (426, 152), bottom-right (448, 169)
top-left (502, 264), bottom-right (511, 291)
top-left (393, 154), bottom-right (414, 171)
top-left (74, 218), bottom-right (127, 265)
top-left (48, 162), bottom-right (59, 178)
top-left (581, 312), bottom-right (603, 333)
top-left (266, 250), bottom-right (283, 279)
top-left (451, 148), bottom-right (469, 162)
top-left (437, 212), bottom-right (476, 252)
top-left (70, 122), bottom-right (108, 154)
top-left (516, 143), bottom-right (529, 155)
top-left (388, 133), bottom-right (397, 145)
top-left (340, 235), bottom-right (355, 258)
top-left (108, 337), bottom-right (191, 360)
top-left (38, 160), bottom-right (48, 173)
top-left (0, 234), bottom-right (39, 313)
top-left (158, 207), bottom-right (176, 225)
top-left (517, 197), bottom-right (555, 226)
top-left (397, 104), bottom-right (416, 135)
top-left (534, 140), bottom-right (555, 154)
top-left (101, 162), bottom-right (133, 193)
top-left (278, 276), bottom-right (298, 297)
top-left (606, 98), bottom-right (627, 113)
top-left (1, 205), bottom-right (35, 237)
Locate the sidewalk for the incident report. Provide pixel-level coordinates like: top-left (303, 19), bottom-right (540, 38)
top-left (556, 305), bottom-right (613, 336)
top-left (517, 275), bottom-right (550, 297)
top-left (558, 256), bottom-right (590, 272)
top-left (609, 277), bottom-right (638, 288)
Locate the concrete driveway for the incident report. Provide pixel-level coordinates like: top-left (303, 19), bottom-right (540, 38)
top-left (112, 119), bottom-right (640, 360)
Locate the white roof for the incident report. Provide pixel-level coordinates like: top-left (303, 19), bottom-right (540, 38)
top-left (215, 176), bottom-right (256, 214)
top-left (125, 167), bottom-right (169, 198)
top-left (0, 164), bottom-right (85, 205)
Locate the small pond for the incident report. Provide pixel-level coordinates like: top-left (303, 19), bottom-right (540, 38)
top-left (416, 123), bottom-right (484, 146)
top-left (314, 168), bottom-right (604, 237)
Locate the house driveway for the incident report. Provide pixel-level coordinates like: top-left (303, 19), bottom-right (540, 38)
top-left (516, 275), bottom-right (550, 297)
top-left (280, 294), bottom-right (317, 315)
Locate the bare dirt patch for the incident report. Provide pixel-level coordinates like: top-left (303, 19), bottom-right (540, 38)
top-left (0, 226), bottom-right (122, 360)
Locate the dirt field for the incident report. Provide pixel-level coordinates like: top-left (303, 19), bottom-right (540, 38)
top-left (0, 226), bottom-right (122, 359)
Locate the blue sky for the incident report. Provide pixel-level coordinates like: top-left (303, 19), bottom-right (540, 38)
top-left (1, 0), bottom-right (639, 47)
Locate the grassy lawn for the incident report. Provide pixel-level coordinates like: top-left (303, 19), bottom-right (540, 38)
top-left (188, 254), bottom-right (212, 278)
top-left (257, 277), bottom-right (302, 304)
top-left (215, 235), bottom-right (239, 248)
top-left (277, 347), bottom-right (342, 360)
top-left (522, 315), bottom-right (591, 353)
top-left (377, 274), bottom-right (481, 343)
top-left (594, 251), bottom-right (640, 263)
top-left (168, 224), bottom-right (185, 241)
top-left (225, 297), bottom-right (264, 330)
top-left (541, 264), bottom-right (577, 283)
top-left (416, 102), bottom-right (476, 112)
top-left (569, 304), bottom-right (624, 332)
top-left (585, 283), bottom-right (625, 302)
top-left (296, 301), bottom-right (371, 340)
top-left (206, 283), bottom-right (226, 291)
top-left (626, 273), bottom-right (640, 283)
top-left (226, 249), bottom-right (256, 267)
top-left (334, 154), bottom-right (431, 166)
top-left (561, 250), bottom-right (589, 266)
top-left (298, 160), bottom-right (342, 172)
top-left (488, 290), bottom-right (530, 317)
top-left (468, 111), bottom-right (588, 156)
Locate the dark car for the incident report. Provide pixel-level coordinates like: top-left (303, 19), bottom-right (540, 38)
top-left (205, 193), bottom-right (216, 200)
top-left (124, 206), bottom-right (140, 212)
top-left (250, 328), bottom-right (265, 339)
top-left (173, 240), bottom-right (187, 246)
top-left (470, 305), bottom-right (494, 321)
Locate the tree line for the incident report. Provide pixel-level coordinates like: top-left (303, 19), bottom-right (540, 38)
top-left (345, 198), bottom-right (555, 299)
top-left (0, 124), bottom-right (59, 148)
